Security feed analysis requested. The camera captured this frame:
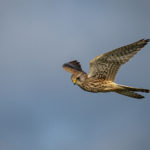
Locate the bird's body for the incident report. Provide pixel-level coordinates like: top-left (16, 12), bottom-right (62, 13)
top-left (75, 74), bottom-right (116, 93)
top-left (63, 39), bottom-right (150, 99)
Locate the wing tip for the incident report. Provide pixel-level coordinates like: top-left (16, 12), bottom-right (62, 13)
top-left (62, 60), bottom-right (83, 72)
top-left (62, 63), bottom-right (68, 69)
top-left (62, 60), bottom-right (78, 67)
top-left (140, 38), bottom-right (150, 43)
top-left (136, 38), bottom-right (150, 48)
top-left (144, 39), bottom-right (150, 42)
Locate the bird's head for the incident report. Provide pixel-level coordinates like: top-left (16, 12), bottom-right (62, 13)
top-left (71, 72), bottom-right (86, 85)
top-left (62, 60), bottom-right (86, 85)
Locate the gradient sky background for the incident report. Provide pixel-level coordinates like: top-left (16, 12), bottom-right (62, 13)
top-left (0, 0), bottom-right (150, 150)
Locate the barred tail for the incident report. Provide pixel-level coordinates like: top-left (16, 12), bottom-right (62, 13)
top-left (116, 91), bottom-right (144, 99)
top-left (115, 84), bottom-right (150, 99)
top-left (118, 85), bottom-right (150, 93)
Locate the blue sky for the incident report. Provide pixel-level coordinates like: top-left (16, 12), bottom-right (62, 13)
top-left (0, 0), bottom-right (150, 150)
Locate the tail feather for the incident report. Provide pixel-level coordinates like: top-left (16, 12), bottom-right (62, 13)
top-left (116, 91), bottom-right (144, 99)
top-left (118, 85), bottom-right (150, 93)
top-left (116, 84), bottom-right (150, 99)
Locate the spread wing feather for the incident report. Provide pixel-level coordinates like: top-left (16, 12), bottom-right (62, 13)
top-left (88, 39), bottom-right (150, 81)
top-left (63, 60), bottom-right (83, 74)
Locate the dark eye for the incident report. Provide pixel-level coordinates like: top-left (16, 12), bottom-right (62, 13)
top-left (77, 77), bottom-right (80, 80)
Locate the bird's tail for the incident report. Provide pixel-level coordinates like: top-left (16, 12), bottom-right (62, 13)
top-left (115, 85), bottom-right (150, 99)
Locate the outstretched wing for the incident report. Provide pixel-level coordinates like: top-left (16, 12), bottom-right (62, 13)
top-left (63, 60), bottom-right (83, 74)
top-left (88, 39), bottom-right (150, 81)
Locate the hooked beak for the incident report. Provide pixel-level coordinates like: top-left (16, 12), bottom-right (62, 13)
top-left (73, 79), bottom-right (76, 85)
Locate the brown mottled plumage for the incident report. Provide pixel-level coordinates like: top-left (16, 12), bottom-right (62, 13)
top-left (63, 39), bottom-right (150, 99)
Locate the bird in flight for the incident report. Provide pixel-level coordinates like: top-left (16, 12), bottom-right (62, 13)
top-left (63, 39), bottom-right (150, 99)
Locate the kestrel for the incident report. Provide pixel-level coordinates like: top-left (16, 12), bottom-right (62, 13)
top-left (63, 39), bottom-right (150, 99)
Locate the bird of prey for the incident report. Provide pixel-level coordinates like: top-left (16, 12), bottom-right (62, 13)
top-left (63, 39), bottom-right (150, 99)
